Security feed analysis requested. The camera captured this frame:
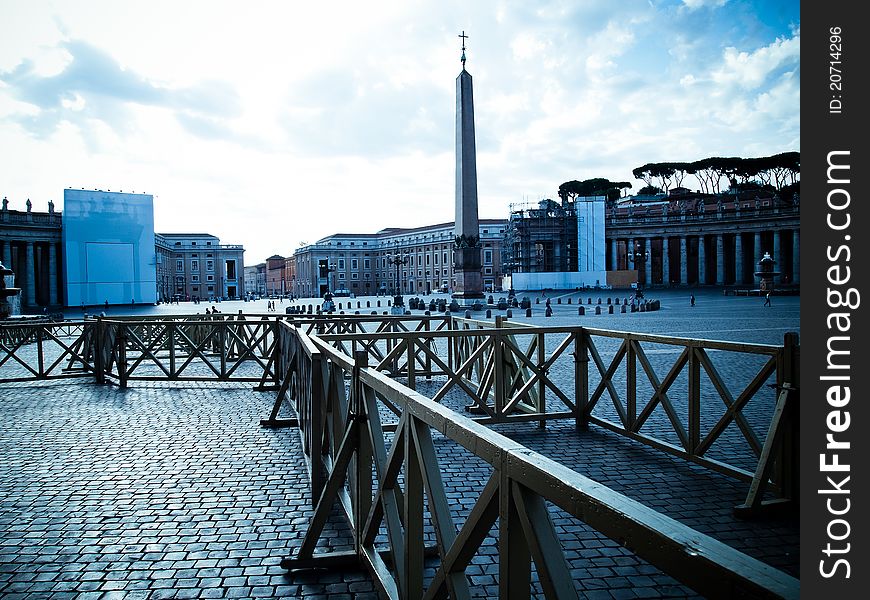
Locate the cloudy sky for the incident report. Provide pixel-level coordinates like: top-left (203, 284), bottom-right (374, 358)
top-left (0, 0), bottom-right (799, 264)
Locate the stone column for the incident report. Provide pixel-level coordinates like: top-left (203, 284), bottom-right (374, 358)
top-left (716, 234), bottom-right (725, 286)
top-left (662, 237), bottom-right (670, 286)
top-left (752, 231), bottom-right (764, 264)
top-left (610, 239), bottom-right (617, 272)
top-left (680, 236), bottom-right (688, 285)
top-left (25, 241), bottom-right (36, 307)
top-left (1, 241), bottom-right (10, 269)
top-left (49, 242), bottom-right (59, 306)
top-left (642, 239), bottom-right (651, 286)
top-left (735, 233), bottom-right (744, 285)
top-left (792, 229), bottom-right (800, 285)
top-left (697, 236), bottom-right (706, 285)
top-left (774, 229), bottom-right (783, 284)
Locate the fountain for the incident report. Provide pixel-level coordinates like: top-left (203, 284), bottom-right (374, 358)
top-left (754, 252), bottom-right (779, 293)
top-left (0, 260), bottom-right (22, 319)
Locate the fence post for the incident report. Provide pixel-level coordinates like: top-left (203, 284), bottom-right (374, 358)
top-left (118, 323), bottom-right (128, 389)
top-left (777, 332), bottom-right (800, 502)
top-left (93, 321), bottom-right (105, 384)
top-left (353, 351), bottom-right (372, 554)
top-left (627, 335), bottom-right (637, 430)
top-left (688, 345), bottom-right (700, 454)
top-left (575, 328), bottom-right (590, 430)
top-left (36, 325), bottom-right (45, 379)
top-left (169, 322), bottom-right (176, 379)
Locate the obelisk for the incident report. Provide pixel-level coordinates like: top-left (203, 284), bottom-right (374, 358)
top-left (452, 31), bottom-right (485, 305)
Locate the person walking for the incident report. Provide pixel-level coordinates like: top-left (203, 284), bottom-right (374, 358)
top-left (690, 294), bottom-right (695, 307)
top-left (764, 291), bottom-right (771, 307)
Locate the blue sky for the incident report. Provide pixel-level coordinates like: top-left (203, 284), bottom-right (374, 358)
top-left (0, 0), bottom-right (799, 264)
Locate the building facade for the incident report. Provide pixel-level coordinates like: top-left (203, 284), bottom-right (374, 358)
top-left (0, 197), bottom-right (63, 312)
top-left (606, 192), bottom-right (799, 288)
top-left (157, 233), bottom-right (245, 301)
top-left (288, 219), bottom-right (508, 299)
top-left (504, 190), bottom-right (800, 289)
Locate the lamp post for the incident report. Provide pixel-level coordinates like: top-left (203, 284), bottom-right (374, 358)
top-left (387, 252), bottom-right (409, 308)
top-left (628, 241), bottom-right (650, 290)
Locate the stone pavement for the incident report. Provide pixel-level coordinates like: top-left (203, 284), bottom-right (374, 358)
top-left (1, 291), bottom-right (800, 599)
top-left (1, 377), bottom-right (798, 599)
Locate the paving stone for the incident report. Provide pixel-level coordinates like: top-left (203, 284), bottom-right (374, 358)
top-left (1, 307), bottom-right (798, 600)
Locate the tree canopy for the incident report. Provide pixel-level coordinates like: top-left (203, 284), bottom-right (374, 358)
top-left (633, 152), bottom-right (799, 195)
top-left (558, 178), bottom-right (632, 206)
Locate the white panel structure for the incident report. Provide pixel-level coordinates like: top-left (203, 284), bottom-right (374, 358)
top-left (577, 196), bottom-right (606, 273)
top-left (62, 190), bottom-right (157, 307)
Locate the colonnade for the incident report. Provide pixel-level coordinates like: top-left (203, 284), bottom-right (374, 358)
top-left (0, 239), bottom-right (62, 309)
top-left (608, 228), bottom-right (799, 288)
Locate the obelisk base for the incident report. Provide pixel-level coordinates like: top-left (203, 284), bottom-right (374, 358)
top-left (452, 247), bottom-right (485, 308)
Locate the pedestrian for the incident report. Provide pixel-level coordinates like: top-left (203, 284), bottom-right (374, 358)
top-left (105, 299), bottom-right (109, 310)
top-left (764, 292), bottom-right (771, 307)
top-left (690, 294), bottom-right (695, 307)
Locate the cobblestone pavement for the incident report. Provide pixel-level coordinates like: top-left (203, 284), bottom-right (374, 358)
top-left (2, 289), bottom-right (799, 599)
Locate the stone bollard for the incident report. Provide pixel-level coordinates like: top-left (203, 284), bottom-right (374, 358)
top-left (371, 311), bottom-right (377, 315)
top-left (465, 310), bottom-right (472, 319)
top-left (557, 298), bottom-right (561, 304)
top-left (609, 305), bottom-right (614, 314)
top-left (367, 301), bottom-right (371, 308)
top-left (377, 300), bottom-right (381, 307)
top-left (355, 310), bottom-right (360, 314)
top-left (486, 309), bottom-right (492, 318)
top-left (536, 297), bottom-right (540, 304)
top-left (567, 298), bottom-right (572, 304)
top-left (588, 297), bottom-right (592, 304)
top-left (526, 308), bottom-right (532, 317)
top-left (595, 305), bottom-right (601, 315)
top-left (607, 297), bottom-right (612, 304)
top-left (615, 297), bottom-right (620, 305)
top-left (387, 300), bottom-right (391, 307)
top-left (506, 309), bottom-right (513, 318)
top-left (597, 298), bottom-right (602, 304)
top-left (579, 306), bottom-right (585, 315)
top-left (425, 311), bottom-right (430, 316)
top-left (621, 304), bottom-right (627, 313)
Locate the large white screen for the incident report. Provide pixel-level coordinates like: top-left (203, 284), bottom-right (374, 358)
top-left (86, 243), bottom-right (134, 282)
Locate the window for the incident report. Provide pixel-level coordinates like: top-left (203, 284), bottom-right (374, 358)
top-left (191, 260), bottom-right (199, 271)
top-left (434, 254), bottom-right (439, 265)
top-left (484, 250), bottom-right (492, 265)
top-left (207, 285), bottom-right (214, 292)
top-left (207, 275), bottom-right (214, 282)
top-left (206, 260), bottom-right (214, 272)
top-left (351, 273), bottom-right (359, 280)
top-left (176, 260), bottom-right (183, 271)
top-left (364, 258), bottom-right (370, 269)
top-left (484, 267), bottom-right (493, 275)
top-left (351, 258), bottom-right (358, 270)
top-left (192, 275), bottom-right (200, 283)
top-left (226, 260), bottom-right (236, 280)
top-left (338, 259), bottom-right (345, 270)
top-left (339, 273), bottom-right (346, 280)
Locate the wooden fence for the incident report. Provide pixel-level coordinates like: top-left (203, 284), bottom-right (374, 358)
top-left (268, 321), bottom-right (799, 599)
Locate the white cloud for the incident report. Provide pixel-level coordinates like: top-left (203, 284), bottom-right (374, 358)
top-left (0, 0), bottom-right (799, 264)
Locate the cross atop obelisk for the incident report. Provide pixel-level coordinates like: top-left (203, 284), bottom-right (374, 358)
top-left (452, 30), bottom-right (485, 305)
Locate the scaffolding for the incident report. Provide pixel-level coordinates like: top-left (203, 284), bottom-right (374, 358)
top-left (502, 198), bottom-right (577, 274)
